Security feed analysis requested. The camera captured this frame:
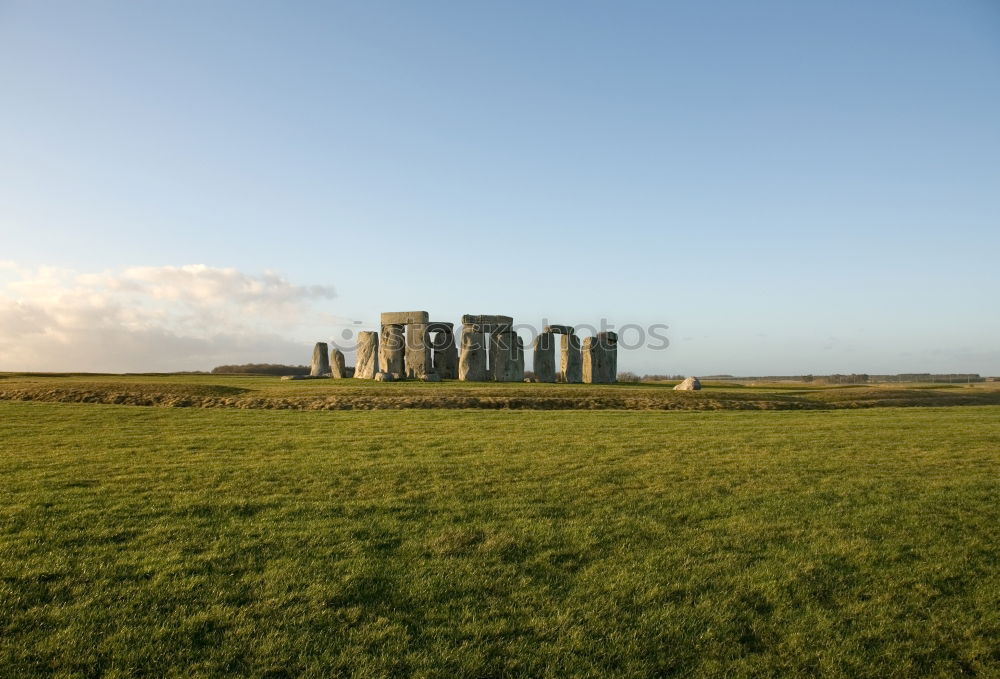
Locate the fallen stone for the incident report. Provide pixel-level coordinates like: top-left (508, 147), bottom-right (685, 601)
top-left (421, 373), bottom-right (441, 382)
top-left (673, 377), bottom-right (701, 391)
top-left (374, 371), bottom-right (394, 382)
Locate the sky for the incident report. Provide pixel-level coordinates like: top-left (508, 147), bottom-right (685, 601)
top-left (1, 0), bottom-right (998, 375)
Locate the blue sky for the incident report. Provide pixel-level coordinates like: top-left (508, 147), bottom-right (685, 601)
top-left (2, 0), bottom-right (998, 374)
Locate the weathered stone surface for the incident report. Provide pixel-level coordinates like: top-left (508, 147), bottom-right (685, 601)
top-left (330, 348), bottom-right (347, 378)
top-left (374, 371), bottom-right (394, 382)
top-left (490, 331), bottom-right (524, 382)
top-left (673, 376), bottom-right (701, 391)
top-left (598, 332), bottom-right (618, 382)
top-left (512, 335), bottom-right (525, 383)
top-left (532, 332), bottom-right (556, 383)
top-left (421, 373), bottom-right (441, 382)
top-left (282, 374), bottom-right (326, 380)
top-left (561, 333), bottom-right (582, 383)
top-left (345, 367), bottom-right (355, 378)
top-left (390, 372), bottom-right (405, 381)
top-left (461, 314), bottom-right (513, 326)
top-left (380, 311), bottom-right (429, 326)
top-left (405, 323), bottom-right (432, 378)
top-left (458, 324), bottom-right (487, 381)
top-left (431, 328), bottom-right (458, 379)
top-left (310, 342), bottom-right (331, 377)
top-left (379, 324), bottom-right (405, 375)
top-left (354, 331), bottom-right (379, 379)
top-left (583, 333), bottom-right (617, 384)
top-left (544, 325), bottom-right (575, 335)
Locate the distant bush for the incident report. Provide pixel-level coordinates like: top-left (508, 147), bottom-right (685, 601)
top-left (617, 372), bottom-right (641, 383)
top-left (211, 363), bottom-right (310, 376)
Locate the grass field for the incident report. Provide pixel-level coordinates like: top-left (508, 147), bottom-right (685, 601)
top-left (2, 389), bottom-right (998, 677)
top-left (3, 373), bottom-right (1000, 411)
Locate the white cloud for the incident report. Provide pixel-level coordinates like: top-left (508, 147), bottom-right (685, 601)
top-left (0, 264), bottom-right (336, 372)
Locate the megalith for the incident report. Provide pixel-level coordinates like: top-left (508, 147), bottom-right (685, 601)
top-left (310, 342), bottom-right (331, 377)
top-left (561, 333), bottom-right (582, 383)
top-left (673, 376), bottom-right (701, 391)
top-left (429, 323), bottom-right (458, 379)
top-left (532, 332), bottom-right (556, 383)
top-left (490, 331), bottom-right (524, 382)
top-left (330, 348), bottom-right (347, 378)
top-left (405, 323), bottom-right (432, 378)
top-left (458, 324), bottom-right (487, 381)
top-left (354, 331), bottom-right (379, 379)
top-left (379, 324), bottom-right (405, 375)
top-left (582, 332), bottom-right (618, 384)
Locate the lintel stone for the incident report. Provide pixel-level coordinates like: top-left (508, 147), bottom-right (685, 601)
top-left (380, 310), bottom-right (429, 326)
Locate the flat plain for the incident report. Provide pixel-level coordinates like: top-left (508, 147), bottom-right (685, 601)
top-left (1, 375), bottom-right (998, 677)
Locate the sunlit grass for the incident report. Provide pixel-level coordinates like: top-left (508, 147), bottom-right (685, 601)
top-left (2, 402), bottom-right (998, 677)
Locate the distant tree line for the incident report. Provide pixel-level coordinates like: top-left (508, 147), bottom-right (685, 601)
top-left (211, 363), bottom-right (310, 376)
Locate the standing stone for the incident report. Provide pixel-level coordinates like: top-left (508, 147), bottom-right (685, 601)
top-left (330, 348), bottom-right (347, 378)
top-left (458, 324), bottom-right (487, 381)
top-left (583, 332), bottom-right (618, 384)
top-left (533, 332), bottom-right (556, 383)
top-left (432, 329), bottom-right (458, 379)
top-left (561, 333), bottom-right (582, 383)
top-left (310, 342), bottom-right (331, 377)
top-left (354, 331), bottom-right (379, 379)
top-left (599, 331), bottom-right (618, 383)
top-left (379, 324), bottom-right (405, 375)
top-left (490, 331), bottom-right (524, 382)
top-left (511, 335), bottom-right (525, 382)
top-left (405, 323), bottom-right (432, 378)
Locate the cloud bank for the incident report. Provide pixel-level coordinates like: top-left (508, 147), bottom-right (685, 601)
top-left (0, 263), bottom-right (336, 372)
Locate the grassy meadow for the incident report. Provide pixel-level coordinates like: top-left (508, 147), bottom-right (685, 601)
top-left (1, 383), bottom-right (999, 677)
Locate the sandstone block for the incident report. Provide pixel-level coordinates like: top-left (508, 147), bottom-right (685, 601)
top-left (380, 311), bottom-right (429, 326)
top-left (354, 331), bottom-right (379, 379)
top-left (544, 324), bottom-right (575, 335)
top-left (532, 332), bottom-right (556, 383)
top-left (459, 325), bottom-right (487, 381)
top-left (379, 324), bottom-right (405, 374)
top-left (310, 342), bottom-right (331, 377)
top-left (561, 333), bottom-right (582, 383)
top-left (673, 377), bottom-right (701, 391)
top-left (405, 323), bottom-right (431, 378)
top-left (431, 327), bottom-right (458, 379)
top-left (330, 348), bottom-right (347, 378)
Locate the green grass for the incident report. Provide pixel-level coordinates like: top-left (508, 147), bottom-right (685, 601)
top-left (3, 373), bottom-right (1000, 411)
top-left (2, 401), bottom-right (998, 677)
